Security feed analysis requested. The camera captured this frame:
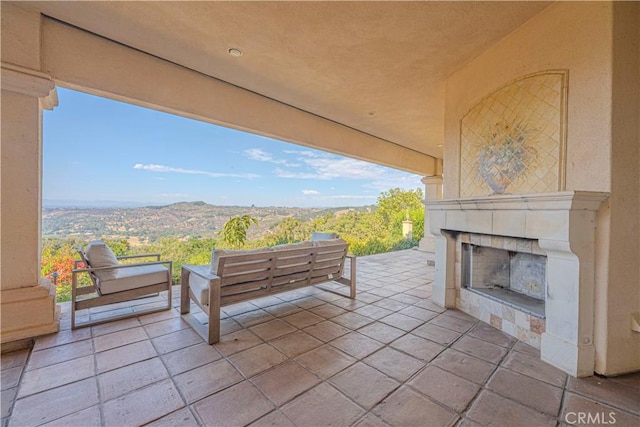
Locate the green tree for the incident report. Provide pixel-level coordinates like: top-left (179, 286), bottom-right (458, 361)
top-left (375, 188), bottom-right (424, 223)
top-left (219, 215), bottom-right (258, 249)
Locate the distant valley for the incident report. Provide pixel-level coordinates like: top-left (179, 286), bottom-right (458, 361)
top-left (42, 201), bottom-right (371, 244)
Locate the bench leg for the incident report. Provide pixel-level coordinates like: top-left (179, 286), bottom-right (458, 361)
top-left (180, 267), bottom-right (190, 314)
top-left (349, 256), bottom-right (357, 299)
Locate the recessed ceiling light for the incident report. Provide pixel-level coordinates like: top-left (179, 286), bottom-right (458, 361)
top-left (227, 48), bottom-right (243, 57)
top-left (437, 144), bottom-right (443, 147)
top-left (367, 111), bottom-right (376, 117)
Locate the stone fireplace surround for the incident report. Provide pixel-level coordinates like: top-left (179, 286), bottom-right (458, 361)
top-left (425, 191), bottom-right (608, 377)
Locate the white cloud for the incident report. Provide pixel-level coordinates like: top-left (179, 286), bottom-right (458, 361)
top-left (133, 163), bottom-right (259, 179)
top-left (244, 148), bottom-right (301, 167)
top-left (302, 189), bottom-right (319, 195)
top-left (276, 150), bottom-right (423, 192)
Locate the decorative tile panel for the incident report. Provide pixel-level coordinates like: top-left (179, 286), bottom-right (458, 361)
top-left (459, 71), bottom-right (567, 197)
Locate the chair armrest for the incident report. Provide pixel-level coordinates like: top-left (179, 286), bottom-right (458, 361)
top-left (117, 253), bottom-right (161, 261)
top-left (182, 264), bottom-right (219, 282)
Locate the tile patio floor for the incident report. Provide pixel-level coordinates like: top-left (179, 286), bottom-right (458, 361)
top-left (2, 249), bottom-right (639, 427)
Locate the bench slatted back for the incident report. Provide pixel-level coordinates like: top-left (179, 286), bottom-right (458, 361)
top-left (216, 242), bottom-right (348, 306)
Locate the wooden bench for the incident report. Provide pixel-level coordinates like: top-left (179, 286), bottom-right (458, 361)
top-left (180, 240), bottom-right (356, 344)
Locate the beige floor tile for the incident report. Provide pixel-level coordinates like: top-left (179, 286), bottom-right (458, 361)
top-left (102, 379), bottom-right (184, 427)
top-left (568, 375), bottom-right (640, 415)
top-left (28, 340), bottom-right (93, 371)
top-left (358, 322), bottom-right (406, 344)
top-left (249, 319), bottom-right (297, 341)
top-left (10, 378), bottom-right (99, 426)
top-left (173, 359), bottom-right (243, 403)
top-left (561, 393), bottom-right (640, 426)
top-left (252, 360), bottom-right (320, 406)
top-left (138, 307), bottom-right (180, 325)
top-left (96, 339), bottom-right (158, 374)
top-left (466, 390), bottom-right (556, 427)
top-left (162, 342), bottom-right (222, 376)
top-left (291, 297), bottom-right (325, 309)
top-left (193, 381), bottom-right (275, 426)
top-left (409, 365), bottom-right (479, 412)
top-left (234, 309), bottom-right (276, 328)
top-left (146, 407), bottom-right (199, 427)
top-left (309, 303), bottom-right (348, 319)
top-left (33, 328), bottom-right (92, 352)
top-left (228, 343), bottom-right (288, 378)
top-left (379, 312), bottom-right (424, 332)
top-left (610, 372), bottom-right (640, 389)
top-left (512, 341), bottom-right (540, 357)
top-left (248, 410), bottom-right (295, 426)
top-left (432, 348), bottom-right (496, 385)
top-left (98, 357), bottom-right (169, 401)
top-left (329, 297), bottom-right (367, 311)
top-left (1, 388), bottom-right (17, 418)
top-left (295, 344), bottom-right (356, 379)
top-left (144, 316), bottom-right (190, 338)
top-left (152, 328), bottom-right (202, 354)
top-left (390, 333), bottom-right (445, 362)
top-left (220, 317), bottom-right (243, 335)
top-left (390, 293), bottom-right (422, 305)
top-left (18, 355), bottom-right (94, 398)
top-left (1, 350), bottom-right (29, 371)
top-left (372, 386), bottom-right (458, 427)
top-left (252, 295), bottom-right (287, 308)
top-left (93, 326), bottom-right (148, 353)
top-left (411, 323), bottom-right (462, 345)
top-left (429, 313), bottom-right (477, 333)
top-left (399, 306), bottom-right (439, 322)
top-left (281, 383), bottom-right (365, 426)
top-left (502, 350), bottom-right (567, 387)
top-left (222, 301), bottom-right (260, 317)
top-left (263, 302), bottom-right (303, 318)
top-left (355, 293), bottom-right (384, 304)
top-left (270, 331), bottom-right (323, 357)
top-left (373, 298), bottom-right (409, 312)
top-left (456, 418), bottom-right (483, 427)
top-left (214, 329), bottom-right (264, 356)
top-left (368, 288), bottom-right (397, 298)
top-left (413, 299), bottom-right (447, 313)
top-left (0, 368), bottom-right (21, 392)
top-left (468, 322), bottom-right (517, 348)
top-left (91, 317), bottom-right (141, 337)
top-left (39, 406), bottom-right (101, 427)
top-left (363, 347), bottom-right (424, 382)
top-left (354, 305), bottom-right (394, 320)
top-left (332, 312), bottom-right (374, 329)
top-left (330, 362), bottom-right (400, 409)
top-left (281, 311), bottom-right (324, 329)
top-left (330, 332), bottom-right (385, 359)
top-left (303, 320), bottom-right (351, 342)
top-left (353, 413), bottom-right (391, 427)
top-left (451, 335), bottom-right (508, 364)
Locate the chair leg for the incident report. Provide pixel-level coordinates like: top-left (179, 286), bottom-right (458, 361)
top-left (180, 267), bottom-right (190, 315)
top-left (207, 278), bottom-right (221, 344)
top-left (71, 273), bottom-right (78, 329)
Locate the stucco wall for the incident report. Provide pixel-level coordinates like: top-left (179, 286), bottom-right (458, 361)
top-left (444, 2), bottom-right (640, 375)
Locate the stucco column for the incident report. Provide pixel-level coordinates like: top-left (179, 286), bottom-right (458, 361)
top-left (418, 175), bottom-right (443, 252)
top-left (1, 64), bottom-right (59, 343)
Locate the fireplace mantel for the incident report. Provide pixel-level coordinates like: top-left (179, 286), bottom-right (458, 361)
top-left (425, 191), bottom-right (609, 377)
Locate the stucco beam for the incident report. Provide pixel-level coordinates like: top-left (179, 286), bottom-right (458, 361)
top-left (40, 18), bottom-right (437, 176)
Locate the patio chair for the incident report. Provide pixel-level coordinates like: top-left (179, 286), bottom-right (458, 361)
top-left (71, 240), bottom-right (173, 328)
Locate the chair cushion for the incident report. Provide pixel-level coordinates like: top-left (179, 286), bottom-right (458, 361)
top-left (188, 272), bottom-right (211, 306)
top-left (98, 264), bottom-right (169, 295)
top-left (85, 240), bottom-right (119, 281)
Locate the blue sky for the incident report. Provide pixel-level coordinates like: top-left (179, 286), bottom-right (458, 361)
top-left (43, 88), bottom-right (423, 208)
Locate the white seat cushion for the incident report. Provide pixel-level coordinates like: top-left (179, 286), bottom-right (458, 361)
top-left (98, 264), bottom-right (168, 295)
top-left (85, 240), bottom-right (119, 281)
top-left (188, 272), bottom-right (211, 306)
top-left (210, 247), bottom-right (273, 275)
top-left (311, 232), bottom-right (339, 241)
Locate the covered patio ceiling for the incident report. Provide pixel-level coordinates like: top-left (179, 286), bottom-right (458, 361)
top-left (24, 1), bottom-right (550, 161)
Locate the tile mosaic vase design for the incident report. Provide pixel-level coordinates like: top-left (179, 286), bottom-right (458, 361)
top-left (459, 71), bottom-right (567, 197)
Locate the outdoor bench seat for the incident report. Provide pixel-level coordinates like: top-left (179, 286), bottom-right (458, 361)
top-left (180, 238), bottom-right (356, 344)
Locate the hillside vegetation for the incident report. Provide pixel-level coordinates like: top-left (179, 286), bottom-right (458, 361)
top-left (42, 188), bottom-right (424, 302)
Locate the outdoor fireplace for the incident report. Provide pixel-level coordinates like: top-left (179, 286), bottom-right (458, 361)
top-left (425, 191), bottom-right (608, 377)
top-left (461, 237), bottom-right (546, 318)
